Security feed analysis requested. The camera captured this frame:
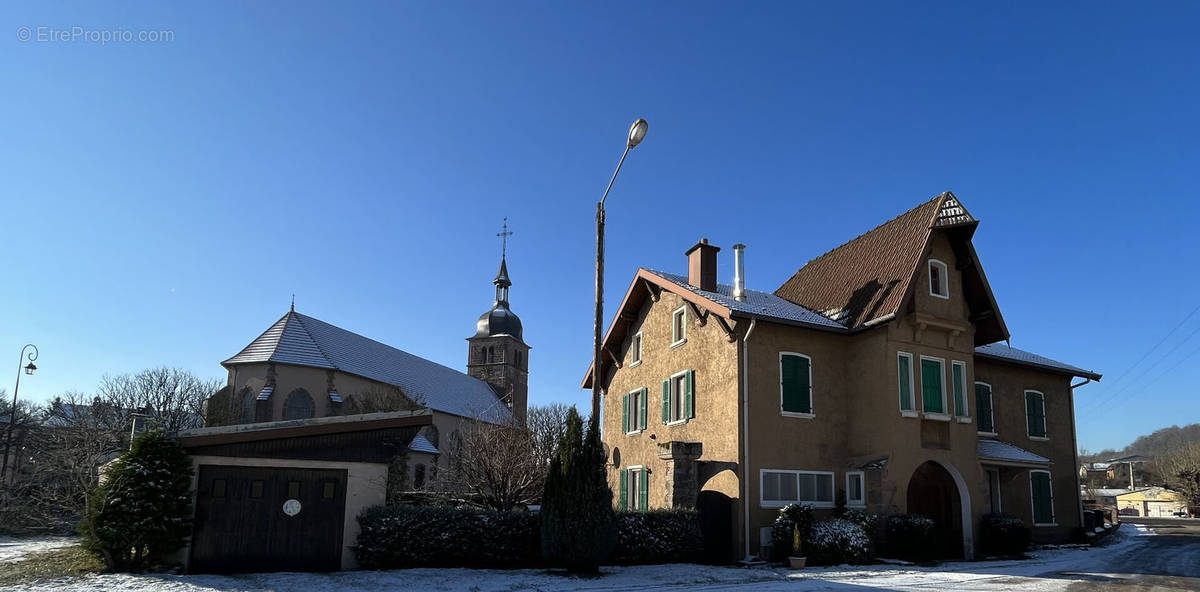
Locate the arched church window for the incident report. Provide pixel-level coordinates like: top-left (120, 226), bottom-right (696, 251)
top-left (240, 387), bottom-right (256, 424)
top-left (414, 464), bottom-right (426, 489)
top-left (283, 389), bottom-right (315, 420)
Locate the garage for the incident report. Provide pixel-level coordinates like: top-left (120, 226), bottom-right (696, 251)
top-left (176, 409), bottom-right (432, 572)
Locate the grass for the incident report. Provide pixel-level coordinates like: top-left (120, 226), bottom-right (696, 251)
top-left (0, 545), bottom-right (104, 587)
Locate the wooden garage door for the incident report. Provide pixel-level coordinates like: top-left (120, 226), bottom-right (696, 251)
top-left (190, 465), bottom-right (347, 573)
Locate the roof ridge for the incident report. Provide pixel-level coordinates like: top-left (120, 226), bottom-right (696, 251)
top-left (288, 312), bottom-right (338, 370)
top-left (786, 192), bottom-right (947, 274)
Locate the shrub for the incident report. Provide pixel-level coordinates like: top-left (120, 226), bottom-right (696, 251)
top-left (838, 509), bottom-right (879, 534)
top-left (770, 503), bottom-right (815, 560)
top-left (806, 519), bottom-right (873, 565)
top-left (79, 431), bottom-right (193, 571)
top-left (356, 504), bottom-right (541, 568)
top-left (979, 512), bottom-right (1031, 557)
top-left (539, 408), bottom-right (617, 573)
top-left (884, 514), bottom-right (936, 562)
top-left (611, 509), bottom-right (703, 564)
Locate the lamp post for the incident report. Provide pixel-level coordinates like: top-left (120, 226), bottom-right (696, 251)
top-left (592, 118), bottom-right (648, 426)
top-left (2, 344), bottom-right (38, 484)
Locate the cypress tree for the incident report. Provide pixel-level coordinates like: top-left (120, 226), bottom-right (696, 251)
top-left (540, 407), bottom-right (616, 573)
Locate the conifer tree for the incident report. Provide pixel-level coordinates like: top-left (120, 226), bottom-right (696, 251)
top-left (540, 408), bottom-right (616, 573)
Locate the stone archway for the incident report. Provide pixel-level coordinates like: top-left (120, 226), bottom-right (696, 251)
top-left (907, 460), bottom-right (973, 559)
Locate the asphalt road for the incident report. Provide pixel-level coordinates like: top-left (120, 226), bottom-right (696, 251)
top-left (1062, 517), bottom-right (1200, 591)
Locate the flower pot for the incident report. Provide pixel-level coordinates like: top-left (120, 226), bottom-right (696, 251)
top-left (789, 556), bottom-right (807, 569)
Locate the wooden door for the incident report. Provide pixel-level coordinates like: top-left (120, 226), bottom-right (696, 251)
top-left (190, 465), bottom-right (347, 573)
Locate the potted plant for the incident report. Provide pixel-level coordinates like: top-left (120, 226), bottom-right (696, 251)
top-left (788, 523), bottom-right (807, 569)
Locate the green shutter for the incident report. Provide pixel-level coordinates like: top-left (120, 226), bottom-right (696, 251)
top-left (662, 380), bottom-right (670, 424)
top-left (1026, 392), bottom-right (1046, 437)
top-left (618, 468), bottom-right (628, 510)
top-left (622, 393), bottom-right (630, 433)
top-left (685, 370), bottom-right (695, 419)
top-left (1031, 472), bottom-right (1053, 524)
top-left (898, 355), bottom-right (913, 410)
top-left (952, 364), bottom-right (966, 417)
top-left (976, 384), bottom-right (993, 433)
top-left (781, 355), bottom-right (811, 414)
top-left (921, 359), bottom-right (943, 413)
top-left (639, 387), bottom-right (648, 429)
top-left (639, 468), bottom-right (649, 511)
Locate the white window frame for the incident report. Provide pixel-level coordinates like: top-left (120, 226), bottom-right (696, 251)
top-left (667, 369), bottom-right (689, 425)
top-left (846, 471), bottom-right (866, 508)
top-left (976, 381), bottom-right (997, 436)
top-left (1025, 389), bottom-right (1049, 441)
top-left (951, 360), bottom-right (970, 422)
top-left (928, 259), bottom-right (949, 299)
top-left (898, 351), bottom-right (917, 418)
top-left (919, 355), bottom-right (951, 421)
top-left (627, 465), bottom-right (646, 511)
top-left (1029, 469), bottom-right (1056, 526)
top-left (759, 469), bottom-right (836, 509)
top-left (987, 468), bottom-right (1002, 513)
top-left (630, 331), bottom-right (643, 367)
top-left (671, 306), bottom-right (687, 347)
top-left (626, 387), bottom-right (645, 434)
top-left (779, 351), bottom-right (814, 419)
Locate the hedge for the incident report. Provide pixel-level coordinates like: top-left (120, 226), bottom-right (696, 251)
top-left (884, 514), bottom-right (936, 562)
top-left (805, 519), bottom-right (873, 566)
top-left (356, 505), bottom-right (701, 568)
top-left (979, 512), bottom-right (1031, 557)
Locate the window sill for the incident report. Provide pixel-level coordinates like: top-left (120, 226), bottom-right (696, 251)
top-left (1034, 522), bottom-right (1058, 527)
top-left (761, 500), bottom-right (836, 509)
top-left (625, 429), bottom-right (643, 436)
top-left (978, 431), bottom-right (998, 437)
top-left (847, 503), bottom-right (866, 508)
top-left (781, 411), bottom-right (815, 419)
top-left (923, 412), bottom-right (952, 422)
top-left (670, 339), bottom-right (687, 349)
top-left (1029, 436), bottom-right (1049, 442)
top-left (930, 292), bottom-right (950, 300)
top-left (900, 410), bottom-right (919, 418)
top-left (666, 419), bottom-right (688, 427)
top-left (955, 416), bottom-right (972, 423)
top-left (629, 360), bottom-right (642, 368)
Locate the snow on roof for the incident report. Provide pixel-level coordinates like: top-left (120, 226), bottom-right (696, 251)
top-left (978, 439), bottom-right (1050, 466)
top-left (646, 270), bottom-right (848, 330)
top-left (975, 342), bottom-right (1101, 380)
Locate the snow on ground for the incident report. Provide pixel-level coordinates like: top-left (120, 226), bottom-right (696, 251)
top-left (0, 526), bottom-right (1152, 591)
top-left (0, 537), bottom-right (79, 564)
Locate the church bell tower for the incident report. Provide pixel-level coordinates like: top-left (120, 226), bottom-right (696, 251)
top-left (467, 220), bottom-right (530, 423)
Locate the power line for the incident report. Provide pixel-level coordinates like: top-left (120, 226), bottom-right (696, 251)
top-left (1091, 302), bottom-right (1200, 394)
top-left (1081, 313), bottom-right (1200, 418)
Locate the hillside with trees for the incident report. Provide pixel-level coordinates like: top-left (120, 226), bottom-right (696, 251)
top-left (1080, 423), bottom-right (1200, 508)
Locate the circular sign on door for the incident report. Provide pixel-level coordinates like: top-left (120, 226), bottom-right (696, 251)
top-left (283, 498), bottom-right (302, 516)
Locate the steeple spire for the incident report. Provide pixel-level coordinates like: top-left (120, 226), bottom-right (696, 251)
top-left (497, 217), bottom-right (513, 259)
top-left (494, 219), bottom-right (513, 303)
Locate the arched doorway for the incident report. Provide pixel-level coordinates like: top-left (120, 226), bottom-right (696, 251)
top-left (907, 461), bottom-right (966, 559)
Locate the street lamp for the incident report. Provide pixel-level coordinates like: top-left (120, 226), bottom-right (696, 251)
top-left (592, 118), bottom-right (648, 426)
top-left (3, 344), bottom-right (38, 483)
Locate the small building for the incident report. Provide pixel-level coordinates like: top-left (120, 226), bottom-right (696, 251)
top-left (1115, 487), bottom-right (1189, 518)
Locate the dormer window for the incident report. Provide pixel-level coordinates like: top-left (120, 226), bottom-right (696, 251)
top-left (929, 259), bottom-right (949, 299)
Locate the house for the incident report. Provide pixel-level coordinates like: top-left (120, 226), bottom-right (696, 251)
top-left (1079, 462), bottom-right (1116, 487)
top-left (1115, 487), bottom-right (1189, 518)
top-left (584, 192), bottom-right (1100, 562)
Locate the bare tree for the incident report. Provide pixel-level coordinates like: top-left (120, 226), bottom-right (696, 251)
top-left (528, 402), bottom-right (571, 469)
top-left (96, 367), bottom-right (221, 432)
top-left (1157, 441), bottom-right (1200, 509)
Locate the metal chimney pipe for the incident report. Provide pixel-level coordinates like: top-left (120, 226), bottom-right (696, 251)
top-left (733, 243), bottom-right (746, 301)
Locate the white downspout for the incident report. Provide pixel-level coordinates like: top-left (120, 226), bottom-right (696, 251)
top-left (741, 318), bottom-right (757, 562)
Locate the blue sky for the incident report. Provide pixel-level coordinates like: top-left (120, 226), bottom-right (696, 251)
top-left (1, 2), bottom-right (1197, 453)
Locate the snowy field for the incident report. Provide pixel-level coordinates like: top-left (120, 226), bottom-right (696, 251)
top-left (0, 526), bottom-right (1160, 591)
top-left (0, 537), bottom-right (78, 564)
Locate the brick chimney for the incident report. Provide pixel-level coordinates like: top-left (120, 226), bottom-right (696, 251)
top-left (686, 238), bottom-right (720, 292)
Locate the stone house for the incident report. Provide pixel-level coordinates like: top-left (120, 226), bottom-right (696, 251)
top-left (583, 192), bottom-right (1100, 562)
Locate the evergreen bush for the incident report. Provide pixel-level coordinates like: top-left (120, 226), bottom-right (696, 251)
top-left (79, 431), bottom-right (193, 571)
top-left (884, 514), bottom-right (937, 561)
top-left (805, 518), bottom-right (873, 565)
top-left (540, 408), bottom-right (617, 573)
top-left (355, 505), bottom-right (541, 568)
top-left (770, 503), bottom-right (815, 560)
top-left (979, 512), bottom-right (1031, 557)
top-left (611, 509), bottom-right (703, 564)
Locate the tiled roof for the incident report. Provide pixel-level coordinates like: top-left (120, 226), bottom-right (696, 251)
top-left (645, 270), bottom-right (847, 331)
top-left (978, 439), bottom-right (1051, 465)
top-left (975, 343), bottom-right (1102, 381)
top-left (775, 195), bottom-right (946, 329)
top-left (224, 311), bottom-right (511, 423)
top-left (409, 434), bottom-right (440, 454)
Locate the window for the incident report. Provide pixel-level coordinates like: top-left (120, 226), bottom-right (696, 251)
top-left (623, 387), bottom-right (648, 433)
top-left (287, 481), bottom-right (301, 498)
top-left (250, 480), bottom-right (264, 499)
top-left (631, 331), bottom-right (643, 366)
top-left (322, 480), bottom-right (336, 500)
top-left (414, 464), bottom-right (426, 489)
top-left (662, 370), bottom-right (695, 424)
top-left (920, 357), bottom-right (947, 416)
top-left (1030, 470), bottom-right (1055, 525)
top-left (898, 352), bottom-right (916, 416)
top-left (283, 389), bottom-right (314, 420)
top-left (760, 470), bottom-right (835, 508)
top-left (952, 361), bottom-right (968, 420)
top-left (212, 479), bottom-right (227, 498)
top-left (671, 307), bottom-right (687, 346)
top-left (846, 471), bottom-right (865, 507)
top-left (779, 353), bottom-right (813, 416)
top-left (619, 466), bottom-right (649, 511)
top-left (1026, 390), bottom-right (1047, 439)
top-left (240, 387), bottom-right (256, 424)
top-left (929, 259), bottom-right (949, 298)
top-left (976, 382), bottom-right (995, 434)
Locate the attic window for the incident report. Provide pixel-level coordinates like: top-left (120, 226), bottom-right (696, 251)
top-left (929, 259), bottom-right (949, 299)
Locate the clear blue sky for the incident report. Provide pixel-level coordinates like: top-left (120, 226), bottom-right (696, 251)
top-left (2, 2), bottom-right (1197, 454)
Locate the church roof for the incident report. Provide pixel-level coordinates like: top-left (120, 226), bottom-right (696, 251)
top-left (223, 311), bottom-right (512, 423)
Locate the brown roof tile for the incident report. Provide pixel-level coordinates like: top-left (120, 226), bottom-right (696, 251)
top-left (774, 193), bottom-right (948, 328)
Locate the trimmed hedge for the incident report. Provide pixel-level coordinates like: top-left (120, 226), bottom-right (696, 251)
top-left (979, 512), bottom-right (1031, 557)
top-left (884, 514), bottom-right (936, 562)
top-left (806, 519), bottom-right (873, 566)
top-left (356, 505), bottom-right (701, 569)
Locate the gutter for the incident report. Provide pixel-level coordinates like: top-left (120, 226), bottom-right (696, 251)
top-left (740, 319), bottom-right (757, 562)
top-left (1069, 377), bottom-right (1092, 529)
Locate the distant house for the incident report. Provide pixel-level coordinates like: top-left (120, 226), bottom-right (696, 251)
top-left (585, 192), bottom-right (1100, 562)
top-left (1115, 487), bottom-right (1189, 518)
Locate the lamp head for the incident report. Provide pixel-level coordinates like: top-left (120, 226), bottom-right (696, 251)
top-left (627, 118), bottom-right (648, 149)
top-left (23, 362), bottom-right (36, 376)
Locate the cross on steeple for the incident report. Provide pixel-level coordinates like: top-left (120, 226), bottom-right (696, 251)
top-left (497, 217), bottom-right (514, 258)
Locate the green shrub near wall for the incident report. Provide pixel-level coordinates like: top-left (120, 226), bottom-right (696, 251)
top-left (978, 512), bottom-right (1031, 557)
top-left (356, 505), bottom-right (702, 569)
top-left (883, 514), bottom-right (936, 562)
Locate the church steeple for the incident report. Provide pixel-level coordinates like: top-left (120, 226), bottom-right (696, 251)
top-left (467, 219), bottom-right (530, 424)
top-left (494, 257), bottom-right (511, 304)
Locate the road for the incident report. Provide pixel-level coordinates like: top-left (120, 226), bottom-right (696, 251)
top-left (1060, 517), bottom-right (1200, 591)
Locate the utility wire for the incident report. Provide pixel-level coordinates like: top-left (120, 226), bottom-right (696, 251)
top-left (1081, 310), bottom-right (1200, 418)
